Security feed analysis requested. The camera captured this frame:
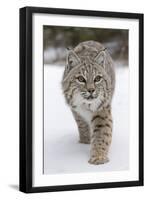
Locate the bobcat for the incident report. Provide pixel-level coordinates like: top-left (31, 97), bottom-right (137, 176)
top-left (62, 41), bottom-right (115, 165)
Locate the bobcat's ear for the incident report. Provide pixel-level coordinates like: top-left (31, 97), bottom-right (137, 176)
top-left (66, 50), bottom-right (81, 72)
top-left (94, 50), bottom-right (106, 68)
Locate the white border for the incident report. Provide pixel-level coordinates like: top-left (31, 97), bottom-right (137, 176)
top-left (33, 13), bottom-right (139, 187)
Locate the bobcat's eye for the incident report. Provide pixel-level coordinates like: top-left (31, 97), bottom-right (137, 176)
top-left (77, 76), bottom-right (86, 83)
top-left (94, 75), bottom-right (102, 83)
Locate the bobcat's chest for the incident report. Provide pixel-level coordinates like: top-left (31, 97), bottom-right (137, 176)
top-left (74, 104), bottom-right (93, 124)
top-left (72, 93), bottom-right (100, 124)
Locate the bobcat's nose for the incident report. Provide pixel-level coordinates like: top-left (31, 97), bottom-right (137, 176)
top-left (88, 88), bottom-right (95, 95)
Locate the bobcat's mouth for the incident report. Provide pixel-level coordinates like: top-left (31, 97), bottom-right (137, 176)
top-left (86, 95), bottom-right (96, 100)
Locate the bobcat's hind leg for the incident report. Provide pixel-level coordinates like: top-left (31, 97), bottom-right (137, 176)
top-left (73, 111), bottom-right (90, 144)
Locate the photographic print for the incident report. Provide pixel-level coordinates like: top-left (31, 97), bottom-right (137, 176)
top-left (19, 7), bottom-right (143, 193)
top-left (43, 26), bottom-right (128, 173)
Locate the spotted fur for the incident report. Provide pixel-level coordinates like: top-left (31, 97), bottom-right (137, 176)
top-left (62, 41), bottom-right (115, 165)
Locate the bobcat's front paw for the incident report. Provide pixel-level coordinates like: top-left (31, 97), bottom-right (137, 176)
top-left (79, 138), bottom-right (90, 144)
top-left (88, 156), bottom-right (109, 165)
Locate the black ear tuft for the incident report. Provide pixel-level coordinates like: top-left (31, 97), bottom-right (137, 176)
top-left (66, 47), bottom-right (72, 50)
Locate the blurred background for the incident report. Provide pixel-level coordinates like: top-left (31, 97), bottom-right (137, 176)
top-left (43, 26), bottom-right (128, 66)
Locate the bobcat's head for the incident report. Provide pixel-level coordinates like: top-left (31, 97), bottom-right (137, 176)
top-left (62, 48), bottom-right (112, 111)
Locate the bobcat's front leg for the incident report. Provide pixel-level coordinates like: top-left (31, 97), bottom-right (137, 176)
top-left (72, 111), bottom-right (90, 144)
top-left (89, 107), bottom-right (112, 165)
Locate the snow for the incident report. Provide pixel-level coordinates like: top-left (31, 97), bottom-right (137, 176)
top-left (44, 64), bottom-right (129, 174)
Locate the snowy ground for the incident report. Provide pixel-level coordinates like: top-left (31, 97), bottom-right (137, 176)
top-left (44, 64), bottom-right (129, 174)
